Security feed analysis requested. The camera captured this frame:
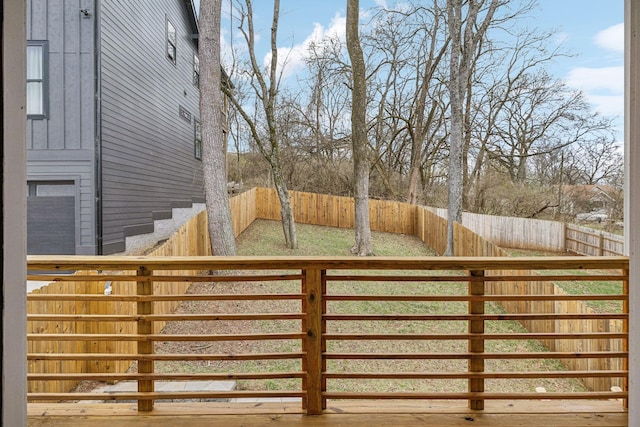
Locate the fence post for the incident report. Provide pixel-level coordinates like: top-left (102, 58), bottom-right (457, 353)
top-left (136, 266), bottom-right (154, 411)
top-left (599, 232), bottom-right (605, 256)
top-left (469, 270), bottom-right (485, 410)
top-left (303, 268), bottom-right (323, 415)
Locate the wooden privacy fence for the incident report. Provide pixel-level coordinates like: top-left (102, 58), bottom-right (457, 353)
top-left (566, 223), bottom-right (625, 256)
top-left (27, 210), bottom-right (216, 392)
top-left (26, 188), bottom-right (628, 395)
top-left (428, 207), bottom-right (625, 256)
top-left (446, 220), bottom-right (628, 392)
top-left (429, 208), bottom-right (566, 252)
top-left (26, 256), bottom-right (628, 413)
top-left (255, 187), bottom-right (416, 235)
top-left (27, 188), bottom-right (259, 394)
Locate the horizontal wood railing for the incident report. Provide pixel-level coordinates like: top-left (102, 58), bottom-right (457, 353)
top-left (27, 256), bottom-right (628, 414)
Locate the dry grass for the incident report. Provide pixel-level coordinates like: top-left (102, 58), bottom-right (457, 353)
top-left (155, 220), bottom-right (586, 395)
top-left (505, 248), bottom-right (625, 313)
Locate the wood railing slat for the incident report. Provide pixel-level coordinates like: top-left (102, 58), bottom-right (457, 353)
top-left (27, 293), bottom-right (305, 301)
top-left (28, 352), bottom-right (305, 361)
top-left (322, 391), bottom-right (627, 400)
top-left (324, 352), bottom-right (628, 359)
top-left (322, 370), bottom-right (628, 379)
top-left (322, 332), bottom-right (627, 341)
top-left (27, 391), bottom-right (306, 402)
top-left (27, 313), bottom-right (305, 321)
top-left (28, 333), bottom-right (307, 341)
top-left (323, 294), bottom-right (627, 301)
top-left (28, 372), bottom-right (306, 381)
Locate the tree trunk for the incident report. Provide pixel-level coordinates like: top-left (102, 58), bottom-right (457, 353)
top-left (271, 161), bottom-right (297, 249)
top-left (446, 0), bottom-right (464, 256)
top-left (406, 74), bottom-right (428, 206)
top-left (265, 0), bottom-right (297, 249)
top-left (223, 0), bottom-right (297, 249)
top-left (347, 0), bottom-right (373, 256)
top-left (199, 0), bottom-right (237, 256)
top-left (446, 0), bottom-right (500, 255)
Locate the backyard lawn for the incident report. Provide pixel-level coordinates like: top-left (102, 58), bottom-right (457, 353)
top-left (156, 220), bottom-right (588, 395)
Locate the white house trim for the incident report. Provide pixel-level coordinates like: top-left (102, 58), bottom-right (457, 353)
top-left (625, 0), bottom-right (639, 422)
top-left (2, 0), bottom-right (639, 425)
top-left (2, 0), bottom-right (28, 426)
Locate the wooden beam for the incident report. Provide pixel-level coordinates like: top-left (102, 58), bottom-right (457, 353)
top-left (303, 268), bottom-right (323, 415)
top-left (469, 270), bottom-right (485, 410)
top-left (25, 255), bottom-right (630, 272)
top-left (26, 401), bottom-right (629, 427)
top-left (136, 267), bottom-right (154, 412)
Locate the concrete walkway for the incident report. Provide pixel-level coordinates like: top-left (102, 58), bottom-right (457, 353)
top-left (85, 380), bottom-right (302, 404)
top-left (85, 380), bottom-right (237, 403)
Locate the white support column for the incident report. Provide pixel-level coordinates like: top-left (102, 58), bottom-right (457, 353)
top-left (2, 0), bottom-right (27, 426)
top-left (625, 0), bottom-right (638, 423)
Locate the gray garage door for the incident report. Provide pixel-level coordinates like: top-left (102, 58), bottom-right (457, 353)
top-left (27, 181), bottom-right (76, 255)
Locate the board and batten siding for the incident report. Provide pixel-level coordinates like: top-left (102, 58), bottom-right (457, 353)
top-left (99, 0), bottom-right (203, 254)
top-left (26, 0), bottom-right (98, 255)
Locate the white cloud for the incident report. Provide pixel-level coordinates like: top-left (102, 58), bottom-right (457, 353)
top-left (564, 23), bottom-right (624, 118)
top-left (594, 23), bottom-right (624, 53)
top-left (263, 13), bottom-right (347, 80)
top-left (587, 95), bottom-right (624, 117)
top-left (566, 66), bottom-right (624, 117)
top-left (566, 66), bottom-right (624, 94)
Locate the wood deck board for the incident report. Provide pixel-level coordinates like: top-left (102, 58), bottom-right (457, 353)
top-left (28, 401), bottom-right (627, 427)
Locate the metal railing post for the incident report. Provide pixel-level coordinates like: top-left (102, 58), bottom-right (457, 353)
top-left (469, 269), bottom-right (485, 410)
top-left (136, 266), bottom-right (154, 411)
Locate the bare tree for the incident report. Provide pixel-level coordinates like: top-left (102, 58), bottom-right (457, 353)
top-left (488, 71), bottom-right (613, 182)
top-left (464, 22), bottom-right (563, 210)
top-left (446, 0), bottom-right (501, 255)
top-left (275, 41), bottom-right (352, 196)
top-left (199, 0), bottom-right (237, 255)
top-left (361, 2), bottom-right (450, 204)
top-left (223, 0), bottom-right (297, 248)
top-left (218, 1), bottom-right (620, 227)
top-left (347, 0), bottom-right (373, 256)
top-left (572, 137), bottom-right (622, 185)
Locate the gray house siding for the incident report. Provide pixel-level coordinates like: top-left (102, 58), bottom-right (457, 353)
top-left (26, 0), bottom-right (203, 255)
top-left (26, 0), bottom-right (97, 255)
top-left (99, 0), bottom-right (203, 253)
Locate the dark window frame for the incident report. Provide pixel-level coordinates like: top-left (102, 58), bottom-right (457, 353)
top-left (26, 40), bottom-right (49, 119)
top-left (194, 119), bottom-right (202, 160)
top-left (166, 16), bottom-right (177, 65)
top-left (193, 52), bottom-right (200, 88)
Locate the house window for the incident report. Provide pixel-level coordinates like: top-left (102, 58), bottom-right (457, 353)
top-left (26, 41), bottom-right (48, 119)
top-left (166, 17), bottom-right (177, 65)
top-left (194, 120), bottom-right (202, 160)
top-left (193, 53), bottom-right (200, 88)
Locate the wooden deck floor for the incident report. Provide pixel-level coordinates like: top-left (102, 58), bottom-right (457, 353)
top-left (28, 400), bottom-right (628, 427)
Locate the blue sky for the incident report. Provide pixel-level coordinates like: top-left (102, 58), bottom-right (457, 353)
top-left (195, 0), bottom-right (624, 122)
